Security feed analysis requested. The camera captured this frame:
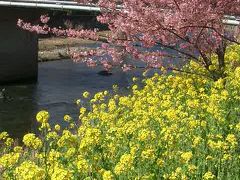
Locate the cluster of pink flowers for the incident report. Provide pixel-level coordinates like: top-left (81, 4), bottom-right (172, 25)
top-left (40, 15), bottom-right (50, 24)
top-left (17, 19), bottom-right (49, 34)
top-left (18, 15), bottom-right (98, 40)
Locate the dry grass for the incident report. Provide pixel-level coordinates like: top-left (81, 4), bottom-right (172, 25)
top-left (39, 31), bottom-right (110, 51)
top-left (39, 37), bottom-right (95, 51)
top-left (38, 31), bottom-right (110, 61)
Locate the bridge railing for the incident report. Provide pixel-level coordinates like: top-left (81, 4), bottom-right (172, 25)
top-left (0, 0), bottom-right (100, 11)
top-left (0, 1), bottom-right (239, 26)
top-left (0, 0), bottom-right (82, 5)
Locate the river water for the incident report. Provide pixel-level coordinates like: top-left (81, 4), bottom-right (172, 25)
top-left (0, 59), bottom-right (142, 138)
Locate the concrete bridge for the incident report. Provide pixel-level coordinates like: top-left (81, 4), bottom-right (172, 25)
top-left (0, 0), bottom-right (100, 84)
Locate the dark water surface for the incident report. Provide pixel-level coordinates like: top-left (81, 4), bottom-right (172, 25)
top-left (0, 59), bottom-right (142, 138)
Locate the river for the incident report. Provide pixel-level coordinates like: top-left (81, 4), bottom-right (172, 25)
top-left (0, 59), bottom-right (142, 138)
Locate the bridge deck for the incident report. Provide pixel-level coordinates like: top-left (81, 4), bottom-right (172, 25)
top-left (0, 0), bottom-right (100, 11)
top-left (0, 1), bottom-right (239, 24)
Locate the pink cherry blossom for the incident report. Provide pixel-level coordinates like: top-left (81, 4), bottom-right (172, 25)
top-left (40, 15), bottom-right (50, 24)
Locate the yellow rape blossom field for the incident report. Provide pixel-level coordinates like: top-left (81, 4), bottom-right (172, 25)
top-left (0, 45), bottom-right (240, 179)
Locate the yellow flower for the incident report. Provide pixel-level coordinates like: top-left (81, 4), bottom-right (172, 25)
top-left (15, 161), bottom-right (45, 180)
top-left (222, 154), bottom-right (232, 161)
top-left (39, 122), bottom-right (51, 131)
top-left (180, 151), bottom-right (193, 163)
top-left (79, 128), bottom-right (101, 149)
top-left (209, 65), bottom-right (216, 71)
top-left (80, 107), bottom-right (87, 115)
top-left (143, 70), bottom-right (148, 77)
top-left (14, 146), bottom-right (23, 153)
top-left (112, 84), bottom-right (118, 92)
top-left (0, 132), bottom-right (9, 140)
top-left (221, 90), bottom-right (229, 99)
top-left (102, 170), bottom-right (114, 180)
top-left (156, 158), bottom-right (164, 167)
top-left (36, 110), bottom-right (50, 123)
top-left (46, 132), bottom-right (59, 140)
top-left (130, 145), bottom-right (138, 156)
top-left (132, 77), bottom-right (138, 82)
top-left (51, 165), bottom-right (72, 180)
top-left (48, 149), bottom-right (61, 162)
top-left (76, 99), bottom-right (81, 105)
top-left (132, 84), bottom-right (138, 90)
top-left (108, 99), bottom-right (116, 112)
top-left (65, 147), bottom-right (76, 158)
top-left (114, 154), bottom-right (134, 175)
top-left (203, 171), bottom-right (215, 179)
top-left (236, 122), bottom-right (240, 131)
top-left (104, 90), bottom-right (108, 95)
top-left (188, 164), bottom-right (197, 173)
top-left (169, 167), bottom-right (182, 180)
top-left (141, 149), bottom-right (156, 160)
top-left (138, 129), bottom-right (151, 141)
top-left (23, 133), bottom-right (42, 149)
top-left (192, 136), bottom-right (202, 147)
top-left (5, 137), bottom-right (14, 147)
top-left (83, 91), bottom-right (90, 98)
top-left (200, 121), bottom-right (207, 127)
top-left (57, 130), bottom-right (77, 148)
top-left (69, 123), bottom-right (75, 129)
top-left (54, 124), bottom-right (61, 131)
top-left (226, 134), bottom-right (238, 148)
top-left (76, 155), bottom-right (89, 173)
top-left (64, 114), bottom-right (72, 122)
top-left (0, 152), bottom-right (20, 168)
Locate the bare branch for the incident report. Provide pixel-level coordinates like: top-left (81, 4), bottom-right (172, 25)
top-left (173, 0), bottom-right (181, 11)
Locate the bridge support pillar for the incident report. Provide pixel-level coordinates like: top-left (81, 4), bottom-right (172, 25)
top-left (0, 7), bottom-right (39, 84)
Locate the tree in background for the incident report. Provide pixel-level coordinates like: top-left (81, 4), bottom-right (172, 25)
top-left (18, 0), bottom-right (240, 80)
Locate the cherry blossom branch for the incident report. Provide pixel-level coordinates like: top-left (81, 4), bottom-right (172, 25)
top-left (17, 19), bottom-right (99, 41)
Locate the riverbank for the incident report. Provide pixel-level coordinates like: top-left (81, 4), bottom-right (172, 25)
top-left (38, 31), bottom-right (109, 61)
top-left (38, 38), bottom-right (95, 61)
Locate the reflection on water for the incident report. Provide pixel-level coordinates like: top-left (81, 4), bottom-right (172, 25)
top-left (0, 59), bottom-right (142, 138)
